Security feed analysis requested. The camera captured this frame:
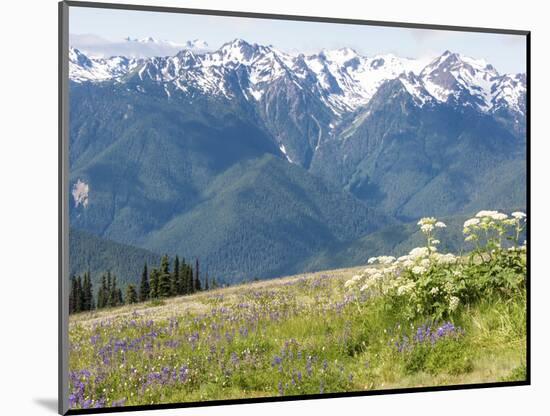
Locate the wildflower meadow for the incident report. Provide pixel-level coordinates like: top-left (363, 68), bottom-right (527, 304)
top-left (68, 210), bottom-right (527, 409)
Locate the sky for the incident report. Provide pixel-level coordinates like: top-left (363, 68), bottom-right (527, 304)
top-left (69, 6), bottom-right (527, 74)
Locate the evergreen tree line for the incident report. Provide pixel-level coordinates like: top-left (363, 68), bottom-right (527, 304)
top-left (69, 272), bottom-right (94, 314)
top-left (69, 256), bottom-right (216, 314)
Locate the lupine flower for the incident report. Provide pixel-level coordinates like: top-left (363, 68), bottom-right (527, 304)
top-left (395, 321), bottom-right (463, 353)
top-left (306, 356), bottom-right (313, 376)
top-left (272, 355), bottom-right (283, 367)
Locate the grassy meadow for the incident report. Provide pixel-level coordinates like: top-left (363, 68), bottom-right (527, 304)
top-left (68, 212), bottom-right (527, 409)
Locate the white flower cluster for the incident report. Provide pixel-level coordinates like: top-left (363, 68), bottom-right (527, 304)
top-left (449, 296), bottom-right (460, 312)
top-left (417, 217), bottom-right (446, 234)
top-left (475, 210), bottom-right (508, 221)
top-left (344, 216), bottom-right (461, 317)
top-left (344, 211), bottom-right (526, 318)
top-left (463, 210), bottom-right (527, 249)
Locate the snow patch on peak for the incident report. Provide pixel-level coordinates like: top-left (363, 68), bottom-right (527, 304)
top-left (418, 50), bottom-right (515, 112)
top-left (69, 47), bottom-right (140, 82)
top-left (321, 47), bottom-right (359, 65)
top-left (399, 73), bottom-right (432, 106)
top-left (491, 73), bottom-right (526, 115)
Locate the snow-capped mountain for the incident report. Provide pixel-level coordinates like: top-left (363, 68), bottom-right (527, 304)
top-left (69, 48), bottom-right (142, 82)
top-left (418, 50), bottom-right (526, 115)
top-left (68, 39), bottom-right (526, 171)
top-left (69, 39), bottom-right (525, 118)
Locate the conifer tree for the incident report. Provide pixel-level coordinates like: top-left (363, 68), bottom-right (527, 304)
top-left (117, 287), bottom-right (123, 305)
top-left (204, 272), bottom-right (209, 291)
top-left (82, 271), bottom-right (93, 311)
top-left (185, 264), bottom-right (194, 294)
top-left (172, 255), bottom-right (180, 296)
top-left (101, 273), bottom-right (108, 308)
top-left (194, 258), bottom-right (201, 292)
top-left (109, 275), bottom-right (119, 307)
top-left (150, 268), bottom-right (159, 299)
top-left (126, 284), bottom-right (138, 304)
top-left (69, 275), bottom-right (77, 314)
top-left (106, 271), bottom-right (112, 304)
top-left (159, 255), bottom-right (172, 298)
top-left (97, 274), bottom-right (107, 309)
top-left (76, 275), bottom-right (83, 312)
top-left (81, 273), bottom-right (88, 311)
top-left (88, 272), bottom-right (94, 310)
top-left (179, 257), bottom-right (188, 295)
top-left (139, 262), bottom-right (150, 302)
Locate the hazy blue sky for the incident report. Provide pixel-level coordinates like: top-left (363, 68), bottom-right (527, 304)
top-left (69, 6), bottom-right (527, 74)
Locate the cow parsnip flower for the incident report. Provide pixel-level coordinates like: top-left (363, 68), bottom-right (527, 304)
top-left (449, 296), bottom-right (460, 312)
top-left (418, 217), bottom-right (437, 226)
top-left (380, 256), bottom-right (396, 264)
top-left (421, 224), bottom-right (434, 233)
top-left (411, 266), bottom-right (426, 275)
top-left (464, 218), bottom-right (480, 228)
top-left (344, 279), bottom-right (356, 288)
top-left (409, 247), bottom-right (429, 259)
top-left (475, 210), bottom-right (499, 218)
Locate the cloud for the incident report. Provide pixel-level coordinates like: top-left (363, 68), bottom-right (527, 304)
top-left (409, 28), bottom-right (446, 44)
top-left (69, 33), bottom-right (209, 58)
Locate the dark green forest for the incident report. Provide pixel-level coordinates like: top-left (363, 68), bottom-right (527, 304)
top-left (70, 228), bottom-right (162, 287)
top-left (69, 255), bottom-right (216, 314)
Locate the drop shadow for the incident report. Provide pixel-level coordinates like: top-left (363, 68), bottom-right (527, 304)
top-left (34, 398), bottom-right (58, 413)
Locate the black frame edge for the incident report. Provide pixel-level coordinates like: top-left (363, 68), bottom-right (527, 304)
top-left (65, 380), bottom-right (530, 415)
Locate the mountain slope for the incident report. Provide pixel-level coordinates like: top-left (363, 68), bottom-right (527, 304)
top-left (143, 154), bottom-right (391, 283)
top-left (310, 77), bottom-right (526, 219)
top-left (69, 228), bottom-right (162, 286)
top-left (68, 82), bottom-right (392, 283)
top-left (69, 81), bottom-right (280, 244)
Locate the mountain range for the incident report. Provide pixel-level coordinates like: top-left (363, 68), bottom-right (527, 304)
top-left (68, 39), bottom-right (526, 285)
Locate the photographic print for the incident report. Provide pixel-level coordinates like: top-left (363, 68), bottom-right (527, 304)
top-left (61, 2), bottom-right (529, 413)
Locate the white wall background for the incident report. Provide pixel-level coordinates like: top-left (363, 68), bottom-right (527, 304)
top-left (0, 0), bottom-right (547, 415)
